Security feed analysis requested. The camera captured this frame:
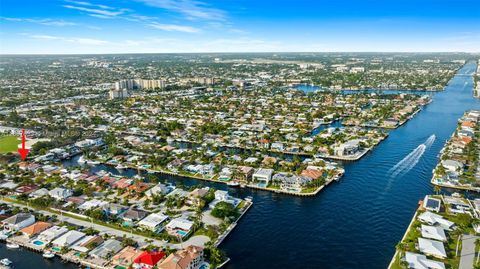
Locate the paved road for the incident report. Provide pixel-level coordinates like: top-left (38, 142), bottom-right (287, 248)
top-left (459, 234), bottom-right (479, 269)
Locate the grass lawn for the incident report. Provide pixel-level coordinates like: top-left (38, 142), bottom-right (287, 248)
top-left (0, 135), bottom-right (20, 154)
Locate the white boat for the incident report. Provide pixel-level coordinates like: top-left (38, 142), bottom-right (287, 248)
top-left (245, 196), bottom-right (253, 202)
top-left (227, 181), bottom-right (240, 187)
top-left (116, 164), bottom-right (126, 171)
top-left (42, 251), bottom-right (55, 259)
top-left (86, 159), bottom-right (100, 165)
top-left (6, 243), bottom-right (19, 249)
top-left (0, 258), bottom-right (12, 266)
top-left (77, 155), bottom-right (86, 165)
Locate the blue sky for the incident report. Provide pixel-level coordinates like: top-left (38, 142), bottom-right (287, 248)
top-left (0, 0), bottom-right (479, 54)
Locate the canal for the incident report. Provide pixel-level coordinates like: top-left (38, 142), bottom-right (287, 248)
top-left (1, 62), bottom-right (478, 269)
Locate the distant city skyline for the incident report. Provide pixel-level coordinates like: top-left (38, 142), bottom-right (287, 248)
top-left (1, 0), bottom-right (479, 54)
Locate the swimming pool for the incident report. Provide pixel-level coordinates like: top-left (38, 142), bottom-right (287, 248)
top-left (176, 230), bottom-right (188, 237)
top-left (32, 240), bottom-right (44, 246)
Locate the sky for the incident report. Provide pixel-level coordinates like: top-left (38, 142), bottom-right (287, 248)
top-left (0, 0), bottom-right (479, 54)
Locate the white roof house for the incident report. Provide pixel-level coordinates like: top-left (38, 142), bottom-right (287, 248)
top-left (418, 238), bottom-right (447, 259)
top-left (404, 251), bottom-right (445, 269)
top-left (418, 212), bottom-right (455, 230)
top-left (49, 187), bottom-right (73, 200)
top-left (421, 225), bottom-right (447, 242)
top-left (137, 213), bottom-right (169, 232)
top-left (145, 183), bottom-right (172, 197)
top-left (165, 218), bottom-right (193, 232)
top-left (441, 160), bottom-right (463, 172)
top-left (36, 225), bottom-right (69, 243)
top-left (89, 239), bottom-right (123, 259)
top-left (29, 188), bottom-right (49, 198)
top-left (51, 230), bottom-right (86, 248)
top-left (252, 168), bottom-right (273, 185)
top-left (78, 199), bottom-right (108, 211)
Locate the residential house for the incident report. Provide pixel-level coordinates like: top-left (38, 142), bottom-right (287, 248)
top-left (112, 246), bottom-right (142, 268)
top-left (158, 245), bottom-right (204, 269)
top-left (20, 221), bottom-right (52, 238)
top-left (137, 213), bottom-right (170, 232)
top-left (404, 251), bottom-right (445, 269)
top-left (252, 168), bottom-right (273, 186)
top-left (418, 238), bottom-right (447, 259)
top-left (165, 218), bottom-right (194, 238)
top-left (51, 230), bottom-right (86, 249)
top-left (89, 239), bottom-right (123, 259)
top-left (1, 213), bottom-right (35, 231)
top-left (134, 251), bottom-right (166, 269)
top-left (49, 187), bottom-right (73, 200)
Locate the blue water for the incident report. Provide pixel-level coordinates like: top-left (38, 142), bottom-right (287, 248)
top-left (221, 62), bottom-right (479, 269)
top-left (295, 84), bottom-right (437, 96)
top-left (2, 62), bottom-right (477, 269)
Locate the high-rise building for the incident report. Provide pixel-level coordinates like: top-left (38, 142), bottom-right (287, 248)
top-left (114, 79), bottom-right (166, 90)
top-left (108, 88), bottom-right (129, 99)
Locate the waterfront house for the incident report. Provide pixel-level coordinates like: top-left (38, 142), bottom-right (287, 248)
top-left (441, 160), bottom-right (464, 173)
top-left (51, 230), bottom-right (86, 248)
top-left (404, 251), bottom-right (445, 269)
top-left (188, 187), bottom-right (209, 206)
top-left (145, 183), bottom-right (172, 197)
top-left (158, 245), bottom-right (205, 269)
top-left (237, 166), bottom-right (254, 181)
top-left (209, 190), bottom-right (241, 209)
top-left (418, 238), bottom-right (447, 259)
top-left (89, 239), bottom-right (123, 259)
top-left (36, 225), bottom-right (68, 244)
top-left (418, 212), bottom-right (455, 231)
top-left (71, 235), bottom-right (104, 253)
top-left (421, 225), bottom-right (447, 242)
top-left (334, 139), bottom-right (361, 156)
top-left (20, 221), bottom-right (52, 238)
top-left (423, 196), bottom-right (441, 212)
top-left (165, 217), bottom-right (194, 238)
top-left (137, 213), bottom-right (170, 232)
top-left (1, 213), bottom-right (35, 231)
top-left (133, 250), bottom-right (166, 269)
top-left (252, 168), bottom-right (273, 186)
top-left (49, 187), bottom-right (73, 200)
top-left (112, 246), bottom-right (142, 268)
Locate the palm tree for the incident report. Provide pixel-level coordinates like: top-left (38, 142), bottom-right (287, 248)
top-left (433, 185), bottom-right (442, 195)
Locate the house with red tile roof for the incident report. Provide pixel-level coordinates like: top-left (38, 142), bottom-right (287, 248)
top-left (20, 221), bottom-right (52, 238)
top-left (133, 250), bottom-right (166, 268)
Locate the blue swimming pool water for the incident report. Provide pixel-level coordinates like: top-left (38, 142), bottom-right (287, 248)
top-left (176, 230), bottom-right (188, 237)
top-left (32, 240), bottom-right (44, 246)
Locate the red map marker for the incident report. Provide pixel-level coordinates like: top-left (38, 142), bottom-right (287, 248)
top-left (18, 129), bottom-right (29, 160)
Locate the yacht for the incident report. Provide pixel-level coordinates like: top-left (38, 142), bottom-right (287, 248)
top-left (42, 251), bottom-right (55, 259)
top-left (0, 258), bottom-right (12, 266)
top-left (6, 243), bottom-right (19, 249)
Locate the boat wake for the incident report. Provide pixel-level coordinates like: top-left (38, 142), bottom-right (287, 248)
top-left (383, 134), bottom-right (435, 191)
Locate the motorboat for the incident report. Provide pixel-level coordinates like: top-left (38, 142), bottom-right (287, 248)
top-left (0, 258), bottom-right (12, 266)
top-left (227, 181), bottom-right (240, 187)
top-left (6, 243), bottom-right (19, 249)
top-left (42, 251), bottom-right (55, 259)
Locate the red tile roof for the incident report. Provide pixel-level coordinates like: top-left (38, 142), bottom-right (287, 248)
top-left (134, 251), bottom-right (166, 266)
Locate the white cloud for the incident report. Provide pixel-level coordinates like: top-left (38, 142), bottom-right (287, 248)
top-left (148, 22), bottom-right (200, 33)
top-left (135, 0), bottom-right (226, 21)
top-left (1, 17), bottom-right (77, 26)
top-left (29, 34), bottom-right (108, 45)
top-left (63, 4), bottom-right (126, 18)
